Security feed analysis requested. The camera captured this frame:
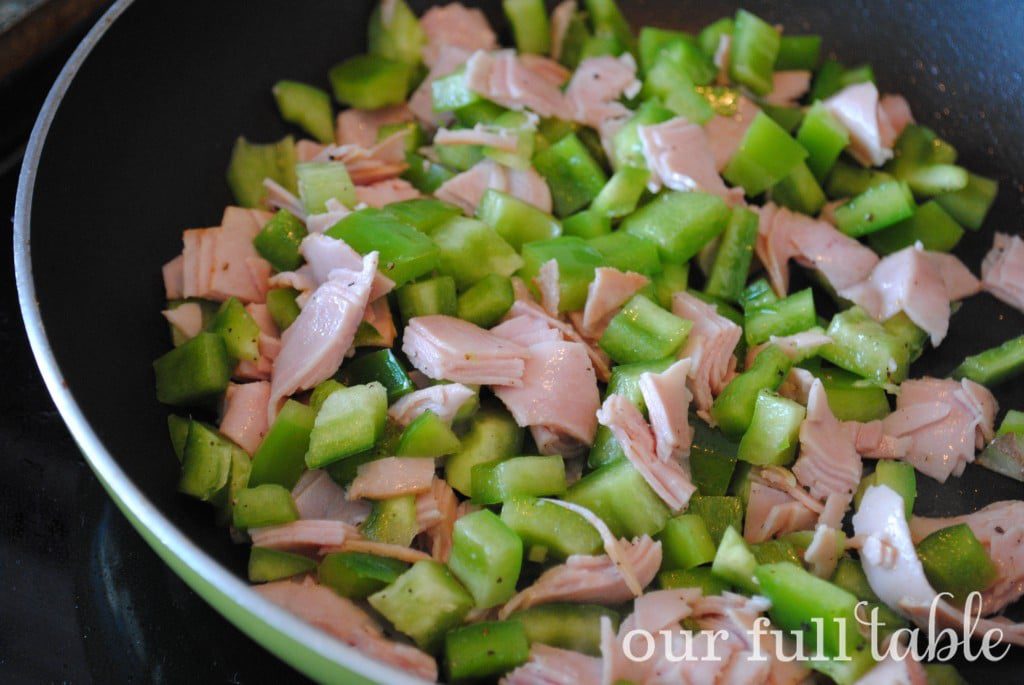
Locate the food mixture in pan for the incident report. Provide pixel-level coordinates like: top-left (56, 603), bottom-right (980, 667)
top-left (153, 1), bottom-right (1024, 682)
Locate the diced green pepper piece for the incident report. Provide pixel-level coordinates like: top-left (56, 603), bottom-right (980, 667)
top-left (232, 484), bottom-right (299, 529)
top-left (178, 421), bottom-right (234, 501)
top-left (402, 151), bottom-right (457, 193)
top-left (209, 297), bottom-right (260, 363)
top-left (396, 276), bottom-right (458, 323)
top-left (296, 162), bottom-right (356, 213)
top-left (796, 102), bottom-right (850, 181)
top-left (309, 379), bottom-right (345, 414)
top-left (771, 161), bottom-right (827, 215)
top-left (432, 217), bottom-right (524, 290)
top-left (431, 68), bottom-right (483, 112)
top-left (457, 274), bottom-right (514, 328)
top-left (923, 664), bottom-right (970, 685)
top-left (599, 295), bottom-right (692, 364)
top-left (998, 410), bottom-right (1024, 437)
top-left (378, 120), bottom-right (427, 154)
top-left (824, 160), bottom-right (894, 199)
top-left (248, 547), bottom-right (317, 583)
top-left (361, 494), bottom-right (419, 546)
top-left (737, 390), bottom-right (806, 466)
top-left (396, 410), bottom-right (462, 458)
top-left (367, 0), bottom-right (424, 65)
top-left (266, 288), bottom-right (301, 331)
top-left (663, 79), bottom-right (715, 125)
top-left (833, 181), bottom-right (915, 237)
top-left (652, 262), bottom-right (690, 310)
top-left (761, 102), bottom-right (805, 134)
top-left (476, 189), bottom-right (561, 250)
top-left (712, 345), bottom-right (793, 437)
top-left (446, 407), bottom-right (524, 496)
top-left (816, 367), bottom-right (891, 422)
top-left (917, 523), bottom-right (998, 604)
top-left (751, 539), bottom-right (803, 566)
top-left (153, 332), bottom-right (232, 407)
top-left (449, 510), bottom-right (523, 608)
top-left (698, 17), bottom-right (733, 56)
top-left (740, 277), bottom-right (778, 312)
top-left (384, 198), bottom-right (462, 235)
top-left (472, 456), bottom-right (567, 505)
top-left (775, 35), bottom-right (821, 70)
top-left (328, 54), bottom-right (411, 109)
top-left (508, 604), bottom-right (617, 656)
top-left (659, 566), bottom-right (731, 595)
top-left (654, 35), bottom-right (716, 86)
top-left (821, 307), bottom-right (910, 384)
top-left (562, 209), bottom-right (612, 239)
top-left (249, 400), bottom-right (316, 489)
top-left (503, 0), bottom-right (549, 53)
top-left (587, 232), bottom-right (662, 276)
top-left (272, 80), bottom-right (334, 144)
top-left (342, 349), bottom-right (414, 402)
top-left (519, 236), bottom-right (605, 312)
top-left (500, 496), bottom-right (603, 560)
top-left (689, 418), bottom-right (740, 496)
top-left (743, 287), bottom-right (816, 346)
top-left (167, 414), bottom-right (190, 463)
top-left (253, 210), bottom-right (307, 272)
top-left (306, 382), bottom-right (388, 468)
top-left (659, 514), bottom-right (717, 570)
top-left (445, 620), bottom-right (529, 683)
top-left (226, 136), bottom-right (297, 208)
top-left (583, 0), bottom-right (635, 55)
top-left (639, 27), bottom-right (691, 74)
top-left (723, 111), bottom-right (809, 196)
top-left (904, 164), bottom-right (968, 197)
top-left (319, 551), bottom-right (408, 599)
top-left (868, 200), bottom-right (964, 255)
top-left (952, 334), bottom-right (1024, 387)
top-left (591, 166), bottom-right (650, 218)
top-left (855, 460), bottom-right (916, 518)
top-left (621, 190), bottom-right (731, 263)
top-left (326, 207), bottom-right (439, 286)
top-left (935, 172), bottom-right (998, 230)
top-left (704, 206), bottom-right (758, 303)
top-left (728, 9), bottom-right (780, 95)
top-left (369, 560), bottom-right (474, 651)
top-left (711, 526), bottom-right (759, 592)
top-left (565, 460), bottom-right (670, 538)
top-left (532, 133), bottom-right (608, 217)
top-left (610, 100), bottom-right (674, 170)
top-left (688, 495), bottom-right (743, 545)
top-left (830, 556), bottom-right (908, 640)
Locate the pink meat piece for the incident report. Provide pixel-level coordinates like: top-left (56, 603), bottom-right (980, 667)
top-left (434, 123), bottom-right (520, 152)
top-left (878, 94), bottom-right (915, 143)
top-left (881, 377), bottom-right (997, 482)
top-left (408, 45), bottom-right (472, 127)
top-left (744, 478), bottom-right (818, 543)
top-left (181, 207), bottom-right (273, 304)
top-left (348, 457), bottom-right (436, 501)
top-left (639, 117), bottom-right (745, 205)
top-left (465, 50), bottom-right (572, 120)
top-left (804, 524), bottom-right (844, 578)
top-left (162, 302), bottom-right (204, 340)
top-left (745, 329), bottom-right (832, 368)
top-left (268, 252), bottom-right (378, 416)
top-left (249, 519), bottom-right (358, 552)
top-left (535, 259), bottom-right (561, 316)
top-left (304, 198), bottom-right (351, 235)
top-left (493, 340), bottom-right (600, 449)
top-left (435, 158), bottom-right (552, 215)
top-left (824, 81), bottom-right (893, 167)
top-left (219, 381), bottom-right (271, 455)
top-left (597, 394), bottom-right (696, 512)
top-left (704, 95), bottom-right (760, 171)
top-left (910, 500), bottom-right (1024, 616)
top-left (504, 644), bottom-right (602, 685)
top-left (255, 578), bottom-right (437, 681)
top-left (162, 254), bottom-right (184, 299)
top-left (291, 470), bottom-right (370, 525)
top-left (638, 359), bottom-right (694, 463)
top-left (419, 477), bottom-right (459, 562)
top-left (713, 34), bottom-right (731, 84)
top-left (757, 202), bottom-right (879, 296)
top-left (387, 383), bottom-right (476, 427)
top-left (928, 251), bottom-right (981, 300)
top-left (419, 3), bottom-right (497, 68)
top-left (295, 139), bottom-right (325, 162)
top-left (564, 54), bottom-right (640, 129)
top-left (335, 104), bottom-right (413, 148)
top-left (982, 232), bottom-right (1024, 313)
top-left (840, 245), bottom-right (978, 346)
top-left (489, 314), bottom-right (562, 348)
top-left (672, 291), bottom-right (742, 419)
top-left (793, 380), bottom-right (863, 501)
top-left (359, 296), bottom-right (397, 349)
top-left (778, 366), bottom-right (817, 405)
top-left (519, 54), bottom-right (571, 86)
top-left (548, 0), bottom-right (577, 61)
top-left (579, 267), bottom-right (650, 338)
top-left (312, 133), bottom-right (409, 186)
top-left (498, 536), bottom-right (661, 619)
top-left (300, 233), bottom-right (394, 300)
top-left (402, 314), bottom-right (528, 386)
top-left (263, 178), bottom-right (306, 219)
top-left (353, 178), bottom-right (421, 208)
top-left (853, 648), bottom-right (927, 685)
top-left (765, 70), bottom-right (812, 106)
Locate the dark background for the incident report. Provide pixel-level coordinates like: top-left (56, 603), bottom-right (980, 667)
top-left (0, 7), bottom-right (304, 682)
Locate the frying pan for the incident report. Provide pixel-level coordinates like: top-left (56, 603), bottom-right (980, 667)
top-left (13, 0), bottom-right (1024, 682)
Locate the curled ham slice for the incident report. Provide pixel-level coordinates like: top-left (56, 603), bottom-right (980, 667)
top-left (326, 539), bottom-right (432, 564)
top-left (263, 178), bottom-right (307, 219)
top-left (403, 314), bottom-right (528, 386)
top-left (219, 381), bottom-right (270, 455)
top-left (879, 377), bottom-right (996, 482)
top-left (824, 81), bottom-right (893, 167)
top-left (548, 0), bottom-right (577, 62)
top-left (491, 314), bottom-right (562, 348)
top-left (255, 578), bottom-right (437, 681)
top-left (249, 519), bottom-right (358, 552)
top-left (535, 259), bottom-right (560, 317)
top-left (597, 394), bottom-right (696, 512)
top-left (793, 380), bottom-right (863, 501)
top-left (579, 267), bottom-right (649, 339)
top-left (335, 104), bottom-right (412, 148)
top-left (304, 198), bottom-right (351, 235)
top-left (419, 3), bottom-right (497, 68)
top-left (878, 94), bottom-right (915, 145)
top-left (564, 54), bottom-right (640, 129)
top-left (639, 117), bottom-right (744, 205)
top-left (497, 536), bottom-right (661, 619)
top-left (268, 252), bottom-right (378, 416)
top-left (765, 70), bottom-right (812, 106)
top-left (181, 207), bottom-right (273, 304)
top-left (435, 123), bottom-right (521, 152)
top-left (982, 232), bottom-right (1024, 313)
top-left (638, 359), bottom-right (694, 463)
top-left (519, 54), bottom-right (571, 87)
top-left (671, 291), bottom-right (742, 420)
top-left (744, 476), bottom-right (818, 543)
top-left (300, 234), bottom-right (394, 299)
top-left (504, 644), bottom-right (602, 685)
top-left (420, 477), bottom-right (459, 562)
top-left (312, 132), bottom-right (409, 185)
top-left (465, 50), bottom-right (572, 120)
top-left (347, 457), bottom-right (436, 500)
top-left (756, 202), bottom-right (879, 296)
top-left (354, 178), bottom-right (421, 208)
top-left (436, 158), bottom-right (552, 215)
top-left (388, 383), bottom-right (476, 426)
top-left (704, 95), bottom-right (760, 171)
top-left (162, 255), bottom-right (184, 299)
top-left (162, 302), bottom-right (203, 340)
top-left (292, 470), bottom-right (370, 525)
top-left (493, 339), bottom-right (601, 450)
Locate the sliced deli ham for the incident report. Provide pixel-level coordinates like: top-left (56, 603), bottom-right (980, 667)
top-left (564, 54), bottom-right (640, 129)
top-left (823, 81), bottom-right (893, 167)
top-left (579, 267), bottom-right (650, 339)
top-left (465, 50), bottom-right (572, 120)
top-left (435, 158), bottom-right (552, 214)
top-left (335, 104), bottom-right (413, 148)
top-left (162, 302), bottom-right (204, 340)
top-left (387, 383), bottom-right (476, 426)
top-left (181, 207), bottom-right (274, 304)
top-left (792, 380), bottom-right (863, 501)
top-left (419, 3), bottom-right (497, 68)
top-left (638, 359), bottom-right (694, 463)
top-left (219, 381), bottom-right (271, 455)
top-left (982, 232), bottom-right (1024, 313)
top-left (348, 457), bottom-right (437, 500)
top-left (402, 314), bottom-right (528, 386)
top-left (703, 95), bottom-right (760, 171)
top-left (639, 117), bottom-right (744, 205)
top-left (671, 291), bottom-right (742, 419)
